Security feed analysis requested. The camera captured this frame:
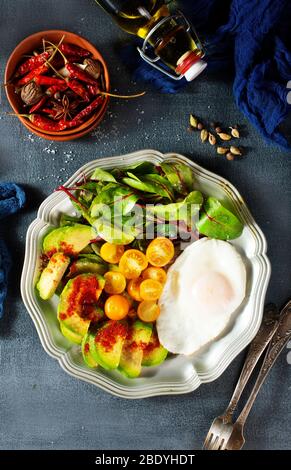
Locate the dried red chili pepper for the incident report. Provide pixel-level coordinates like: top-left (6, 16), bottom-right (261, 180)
top-left (66, 95), bottom-right (104, 128)
top-left (26, 114), bottom-right (68, 131)
top-left (15, 51), bottom-right (51, 77)
top-left (86, 84), bottom-right (100, 96)
top-left (45, 83), bottom-right (68, 96)
top-left (41, 108), bottom-right (57, 118)
top-left (66, 63), bottom-right (97, 86)
top-left (34, 75), bottom-right (66, 86)
top-left (29, 95), bottom-right (47, 114)
top-left (60, 43), bottom-right (91, 58)
top-left (66, 79), bottom-right (90, 102)
top-left (16, 63), bottom-right (49, 86)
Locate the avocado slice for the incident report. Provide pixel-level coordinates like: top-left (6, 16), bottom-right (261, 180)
top-left (142, 330), bottom-right (168, 367)
top-left (37, 252), bottom-right (70, 300)
top-left (68, 258), bottom-right (107, 277)
top-left (60, 321), bottom-right (83, 344)
top-left (82, 331), bottom-right (99, 368)
top-left (60, 213), bottom-right (83, 227)
top-left (43, 224), bottom-right (94, 256)
top-left (57, 274), bottom-right (105, 339)
top-left (89, 320), bottom-right (128, 370)
top-left (119, 320), bottom-right (153, 378)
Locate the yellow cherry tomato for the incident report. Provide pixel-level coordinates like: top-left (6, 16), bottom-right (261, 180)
top-left (119, 249), bottom-right (148, 279)
top-left (140, 279), bottom-right (163, 301)
top-left (100, 242), bottom-right (124, 264)
top-left (137, 301), bottom-right (160, 322)
top-left (104, 271), bottom-right (126, 295)
top-left (142, 267), bottom-right (167, 284)
top-left (127, 278), bottom-right (143, 302)
top-left (104, 294), bottom-right (129, 320)
top-left (146, 237), bottom-right (174, 267)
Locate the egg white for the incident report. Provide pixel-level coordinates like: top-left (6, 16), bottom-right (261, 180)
top-left (157, 238), bottom-right (246, 355)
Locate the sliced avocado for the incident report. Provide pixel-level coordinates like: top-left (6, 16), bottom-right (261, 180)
top-left (60, 213), bottom-right (83, 227)
top-left (60, 321), bottom-right (83, 344)
top-left (57, 274), bottom-right (105, 339)
top-left (89, 320), bottom-right (128, 370)
top-left (68, 259), bottom-right (107, 277)
top-left (119, 320), bottom-right (153, 378)
top-left (142, 330), bottom-right (168, 367)
top-left (82, 331), bottom-right (99, 368)
top-left (80, 244), bottom-right (94, 254)
top-left (37, 252), bottom-right (70, 300)
top-left (43, 224), bottom-right (94, 256)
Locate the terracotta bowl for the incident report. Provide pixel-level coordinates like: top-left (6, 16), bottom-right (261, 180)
top-left (5, 30), bottom-right (110, 141)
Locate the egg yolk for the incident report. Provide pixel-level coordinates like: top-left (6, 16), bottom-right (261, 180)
top-left (192, 271), bottom-right (234, 315)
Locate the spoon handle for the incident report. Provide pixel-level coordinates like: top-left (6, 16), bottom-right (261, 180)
top-left (237, 300), bottom-right (291, 425)
top-left (223, 304), bottom-right (279, 423)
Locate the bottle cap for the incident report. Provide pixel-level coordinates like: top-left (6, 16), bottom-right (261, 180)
top-left (176, 51), bottom-right (207, 82)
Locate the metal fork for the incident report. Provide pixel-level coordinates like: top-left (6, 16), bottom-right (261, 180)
top-left (203, 301), bottom-right (291, 450)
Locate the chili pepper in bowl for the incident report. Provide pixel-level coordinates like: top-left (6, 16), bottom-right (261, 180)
top-left (16, 63), bottom-right (49, 86)
top-left (34, 75), bottom-right (66, 87)
top-left (65, 95), bottom-right (104, 128)
top-left (24, 114), bottom-right (69, 132)
top-left (59, 43), bottom-right (91, 58)
top-left (86, 84), bottom-right (100, 97)
top-left (65, 63), bottom-right (97, 86)
top-left (29, 95), bottom-right (48, 113)
top-left (66, 78), bottom-right (90, 102)
top-left (45, 83), bottom-right (68, 96)
top-left (15, 50), bottom-right (51, 77)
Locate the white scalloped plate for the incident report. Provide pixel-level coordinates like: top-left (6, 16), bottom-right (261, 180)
top-left (21, 150), bottom-right (271, 398)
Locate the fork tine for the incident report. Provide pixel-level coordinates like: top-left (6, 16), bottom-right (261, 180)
top-left (210, 435), bottom-right (224, 451)
top-left (202, 431), bottom-right (214, 450)
top-left (219, 438), bottom-right (227, 451)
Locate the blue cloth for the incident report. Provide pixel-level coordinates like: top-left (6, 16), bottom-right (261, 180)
top-left (121, 0), bottom-right (291, 149)
top-left (0, 183), bottom-right (25, 317)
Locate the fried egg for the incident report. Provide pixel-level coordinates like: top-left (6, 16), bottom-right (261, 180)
top-left (157, 238), bottom-right (246, 355)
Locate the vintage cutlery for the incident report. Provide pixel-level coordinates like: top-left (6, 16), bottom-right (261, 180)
top-left (203, 301), bottom-right (291, 450)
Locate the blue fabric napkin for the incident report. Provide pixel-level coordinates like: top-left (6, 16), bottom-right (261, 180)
top-left (0, 183), bottom-right (25, 318)
top-left (121, 0), bottom-right (291, 150)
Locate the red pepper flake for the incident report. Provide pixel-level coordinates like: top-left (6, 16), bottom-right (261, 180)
top-left (59, 313), bottom-right (67, 321)
top-left (95, 321), bottom-right (127, 352)
top-left (43, 248), bottom-right (57, 259)
top-left (144, 333), bottom-right (160, 353)
top-left (39, 253), bottom-right (50, 271)
top-left (66, 275), bottom-right (101, 321)
top-left (84, 343), bottom-right (90, 353)
top-left (60, 241), bottom-right (76, 256)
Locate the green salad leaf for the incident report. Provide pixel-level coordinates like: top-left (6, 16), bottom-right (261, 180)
top-left (90, 167), bottom-right (117, 183)
top-left (197, 197), bottom-right (244, 240)
top-left (147, 190), bottom-right (203, 221)
top-left (122, 174), bottom-right (174, 200)
top-left (160, 162), bottom-right (194, 195)
top-left (90, 183), bottom-right (139, 217)
top-left (58, 161), bottom-right (244, 245)
top-left (92, 214), bottom-right (138, 245)
top-left (123, 161), bottom-right (157, 175)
